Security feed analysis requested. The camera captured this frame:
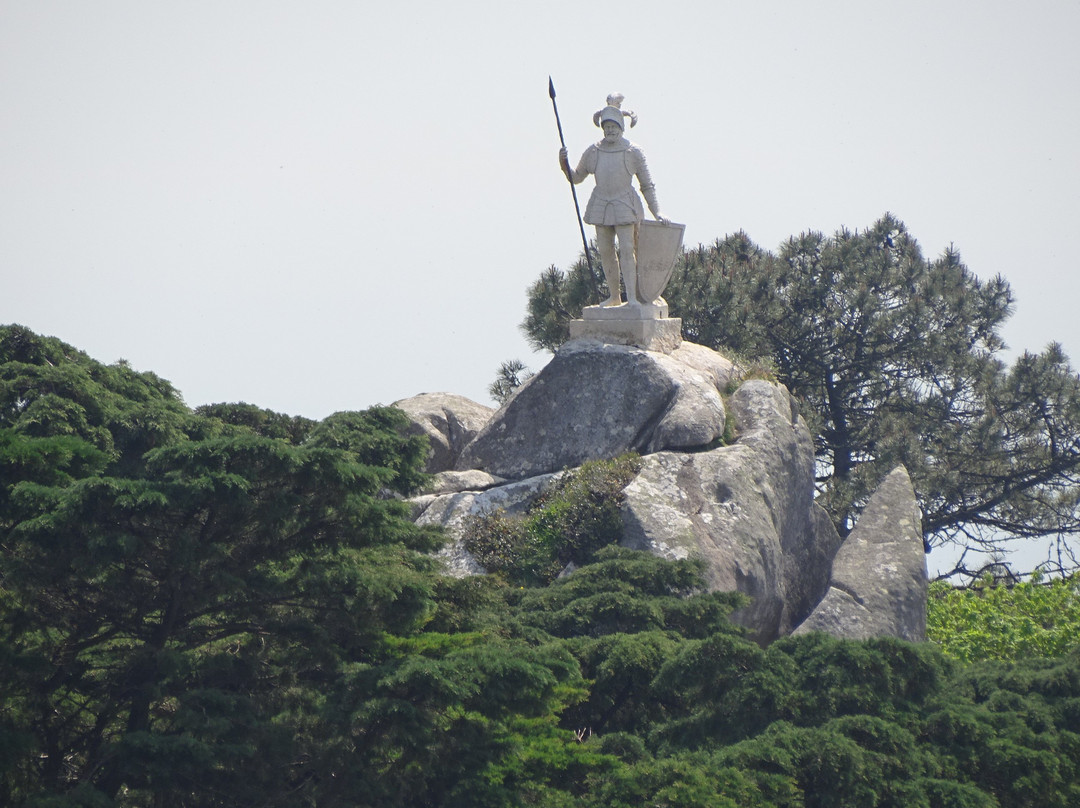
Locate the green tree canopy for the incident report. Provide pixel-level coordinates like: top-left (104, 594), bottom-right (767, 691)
top-left (928, 572), bottom-right (1080, 663)
top-left (0, 325), bottom-right (449, 805)
top-left (8, 324), bottom-right (1080, 807)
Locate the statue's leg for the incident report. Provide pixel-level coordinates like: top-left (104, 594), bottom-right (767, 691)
top-left (616, 223), bottom-right (639, 306)
top-left (595, 225), bottom-right (621, 306)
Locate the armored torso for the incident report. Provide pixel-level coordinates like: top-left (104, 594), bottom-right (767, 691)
top-left (572, 138), bottom-right (655, 227)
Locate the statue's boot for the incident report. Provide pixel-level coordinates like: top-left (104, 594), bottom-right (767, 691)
top-left (600, 261), bottom-right (622, 307)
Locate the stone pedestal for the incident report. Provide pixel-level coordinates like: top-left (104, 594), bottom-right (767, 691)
top-left (568, 301), bottom-right (682, 354)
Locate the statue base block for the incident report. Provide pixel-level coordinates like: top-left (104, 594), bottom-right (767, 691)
top-left (580, 300), bottom-right (670, 320)
top-left (568, 312), bottom-right (683, 353)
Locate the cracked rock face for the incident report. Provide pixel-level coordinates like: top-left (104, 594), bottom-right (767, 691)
top-left (621, 380), bottom-right (842, 643)
top-left (793, 466), bottom-right (927, 641)
top-left (393, 393), bottom-right (494, 473)
top-left (455, 340), bottom-right (730, 480)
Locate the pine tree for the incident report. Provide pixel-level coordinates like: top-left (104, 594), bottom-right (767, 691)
top-left (0, 325), bottom-right (444, 805)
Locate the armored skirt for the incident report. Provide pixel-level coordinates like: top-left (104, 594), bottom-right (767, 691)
top-left (569, 141), bottom-right (658, 227)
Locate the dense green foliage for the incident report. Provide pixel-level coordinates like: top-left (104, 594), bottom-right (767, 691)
top-left (462, 453), bottom-right (641, 584)
top-left (0, 325), bottom-right (451, 805)
top-left (928, 573), bottom-right (1080, 663)
top-left (5, 324), bottom-right (1080, 806)
top-left (521, 215), bottom-right (1080, 574)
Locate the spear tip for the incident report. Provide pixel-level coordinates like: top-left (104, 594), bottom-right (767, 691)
top-left (548, 76), bottom-right (556, 99)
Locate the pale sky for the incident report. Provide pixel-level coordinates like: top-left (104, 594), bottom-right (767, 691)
top-left (3, 1), bottom-right (1078, 418)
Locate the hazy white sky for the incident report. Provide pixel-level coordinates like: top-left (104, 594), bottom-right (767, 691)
top-left (3, 0), bottom-right (1079, 423)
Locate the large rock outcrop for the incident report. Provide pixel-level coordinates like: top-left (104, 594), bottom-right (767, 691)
top-left (410, 340), bottom-right (926, 644)
top-left (793, 466), bottom-right (928, 641)
top-left (455, 340), bottom-right (733, 480)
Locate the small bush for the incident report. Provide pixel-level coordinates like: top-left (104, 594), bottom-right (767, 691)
top-left (462, 454), bottom-right (642, 584)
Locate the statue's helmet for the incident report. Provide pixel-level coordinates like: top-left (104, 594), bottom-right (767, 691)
top-left (593, 92), bottom-right (637, 129)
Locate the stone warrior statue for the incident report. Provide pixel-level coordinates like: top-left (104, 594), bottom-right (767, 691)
top-left (559, 93), bottom-right (668, 308)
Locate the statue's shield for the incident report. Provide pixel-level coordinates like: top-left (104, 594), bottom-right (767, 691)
top-left (636, 221), bottom-right (685, 304)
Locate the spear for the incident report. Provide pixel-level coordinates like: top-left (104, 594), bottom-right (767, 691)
top-left (548, 77), bottom-right (598, 294)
